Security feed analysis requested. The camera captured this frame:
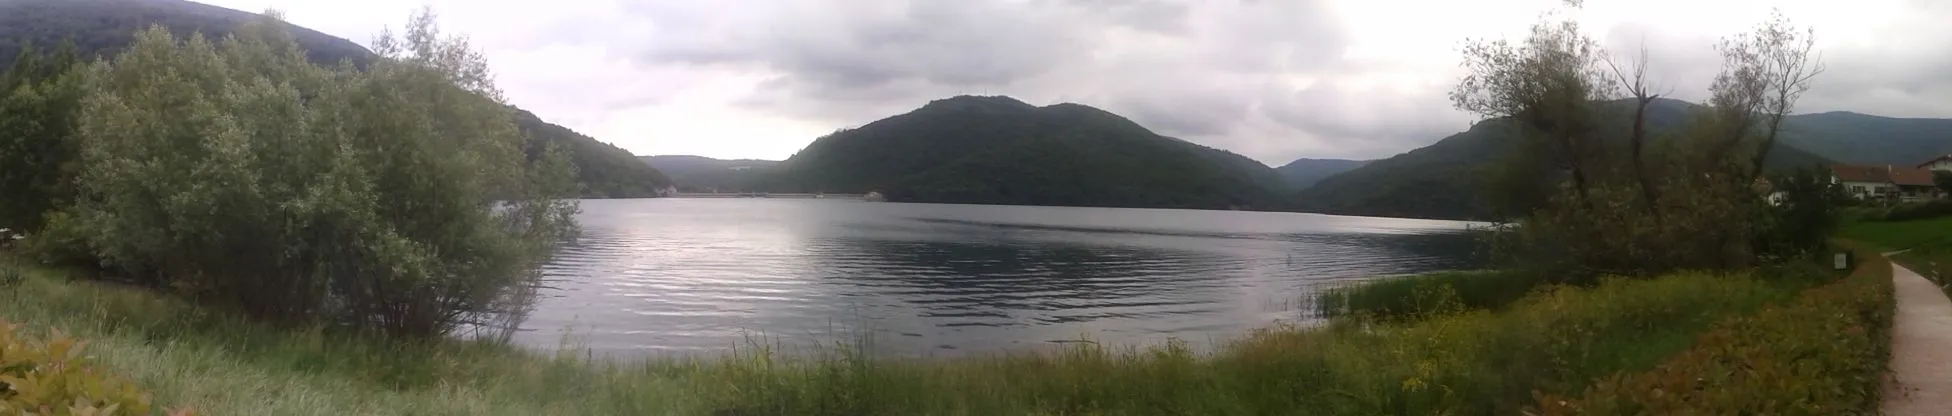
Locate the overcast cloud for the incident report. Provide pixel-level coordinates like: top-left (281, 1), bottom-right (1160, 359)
top-left (200, 0), bottom-right (1952, 165)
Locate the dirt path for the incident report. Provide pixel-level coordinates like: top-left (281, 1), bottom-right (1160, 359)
top-left (1882, 256), bottom-right (1952, 415)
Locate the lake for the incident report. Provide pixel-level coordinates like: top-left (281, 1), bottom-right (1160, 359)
top-left (514, 198), bottom-right (1483, 357)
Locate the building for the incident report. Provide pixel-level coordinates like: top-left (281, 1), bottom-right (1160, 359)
top-left (1830, 164), bottom-right (1943, 202)
top-left (1922, 154), bottom-right (1952, 172)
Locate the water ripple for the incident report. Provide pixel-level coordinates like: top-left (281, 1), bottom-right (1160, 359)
top-left (513, 199), bottom-right (1482, 357)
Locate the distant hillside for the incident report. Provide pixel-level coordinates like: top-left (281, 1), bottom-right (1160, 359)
top-left (765, 95), bottom-right (1283, 209)
top-left (1776, 111), bottom-right (1952, 166)
top-left (0, 0), bottom-right (672, 198)
top-left (640, 155), bottom-right (780, 193)
top-left (1275, 158), bottom-right (1368, 189)
top-left (1296, 99), bottom-right (1833, 220)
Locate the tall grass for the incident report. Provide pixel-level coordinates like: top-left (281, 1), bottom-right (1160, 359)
top-left (0, 259), bottom-right (1809, 415)
top-left (1314, 270), bottom-right (1545, 320)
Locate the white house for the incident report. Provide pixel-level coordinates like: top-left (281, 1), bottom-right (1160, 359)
top-left (1832, 163), bottom-right (1943, 202)
top-left (1922, 154), bottom-right (1952, 173)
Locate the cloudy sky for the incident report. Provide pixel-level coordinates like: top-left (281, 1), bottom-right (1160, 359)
top-left (198, 0), bottom-right (1950, 165)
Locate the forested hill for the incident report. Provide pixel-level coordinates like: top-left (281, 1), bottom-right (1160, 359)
top-left (1774, 111), bottom-right (1952, 166)
top-left (764, 95), bottom-right (1285, 210)
top-left (640, 155), bottom-right (781, 193)
top-left (1275, 158), bottom-right (1369, 189)
top-left (1294, 98), bottom-right (1835, 220)
top-left (0, 0), bottom-right (673, 198)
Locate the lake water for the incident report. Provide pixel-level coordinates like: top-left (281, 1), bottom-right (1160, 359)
top-left (514, 198), bottom-right (1483, 357)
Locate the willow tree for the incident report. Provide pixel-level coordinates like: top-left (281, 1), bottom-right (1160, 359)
top-left (68, 10), bottom-right (579, 337)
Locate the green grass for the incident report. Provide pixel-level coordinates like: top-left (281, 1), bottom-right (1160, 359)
top-left (1540, 240), bottom-right (1896, 414)
top-left (0, 258), bottom-right (1820, 416)
top-left (1840, 215), bottom-right (1952, 251)
top-left (1891, 237), bottom-right (1952, 298)
top-left (1843, 215), bottom-right (1952, 297)
top-left (1314, 270), bottom-right (1546, 321)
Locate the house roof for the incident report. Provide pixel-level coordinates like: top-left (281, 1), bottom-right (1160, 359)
top-left (1831, 164), bottom-right (1938, 187)
top-left (1891, 166), bottom-right (1938, 187)
top-left (1922, 154), bottom-right (1952, 168)
top-left (1831, 164), bottom-right (1886, 183)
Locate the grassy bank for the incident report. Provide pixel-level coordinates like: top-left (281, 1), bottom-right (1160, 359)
top-left (1840, 215), bottom-right (1952, 252)
top-left (1314, 270), bottom-right (1544, 321)
top-left (0, 256), bottom-right (1840, 415)
top-left (1542, 241), bottom-right (1895, 414)
top-left (1844, 215), bottom-right (1952, 296)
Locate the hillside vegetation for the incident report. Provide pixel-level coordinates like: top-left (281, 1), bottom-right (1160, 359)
top-left (766, 95), bottom-right (1285, 210)
top-left (1297, 99), bottom-right (1835, 220)
top-left (0, 0), bottom-right (671, 198)
top-left (1777, 111), bottom-right (1952, 165)
top-left (640, 155), bottom-right (781, 193)
top-left (1275, 158), bottom-right (1368, 189)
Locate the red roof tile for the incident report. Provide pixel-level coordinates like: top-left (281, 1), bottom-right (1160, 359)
top-left (1891, 166), bottom-right (1937, 186)
top-left (1830, 164), bottom-right (1939, 186)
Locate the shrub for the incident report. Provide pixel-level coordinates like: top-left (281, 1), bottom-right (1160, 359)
top-left (1535, 242), bottom-right (1894, 415)
top-left (64, 13), bottom-right (578, 337)
top-left (0, 321), bottom-right (154, 415)
top-left (13, 212), bottom-right (100, 271)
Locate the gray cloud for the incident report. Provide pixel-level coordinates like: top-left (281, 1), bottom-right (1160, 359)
top-left (249, 0), bottom-right (1952, 164)
top-left (609, 0), bottom-right (1357, 163)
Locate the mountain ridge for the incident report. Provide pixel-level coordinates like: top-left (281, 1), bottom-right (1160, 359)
top-left (765, 95), bottom-right (1284, 209)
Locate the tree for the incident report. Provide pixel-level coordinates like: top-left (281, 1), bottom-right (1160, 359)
top-left (67, 9), bottom-right (578, 337)
top-left (1451, 13), bottom-right (1616, 207)
top-left (1935, 171), bottom-right (1952, 195)
top-left (0, 40), bottom-right (84, 233)
top-left (1456, 3), bottom-right (1827, 277)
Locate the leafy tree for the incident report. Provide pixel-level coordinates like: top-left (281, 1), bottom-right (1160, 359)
top-left (1936, 170), bottom-right (1952, 195)
top-left (0, 41), bottom-right (84, 233)
top-left (1458, 3), bottom-right (1828, 277)
top-left (1761, 167), bottom-right (1848, 255)
top-left (0, 0), bottom-right (672, 199)
top-left (66, 10), bottom-right (578, 337)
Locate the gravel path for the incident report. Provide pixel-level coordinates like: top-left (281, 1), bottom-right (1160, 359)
top-left (1882, 257), bottom-right (1952, 415)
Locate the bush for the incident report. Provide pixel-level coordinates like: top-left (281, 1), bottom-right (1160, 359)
top-left (13, 212), bottom-right (100, 271)
top-left (1535, 242), bottom-right (1894, 415)
top-left (1315, 270), bottom-right (1545, 320)
top-left (0, 321), bottom-right (154, 415)
top-left (63, 14), bottom-right (578, 337)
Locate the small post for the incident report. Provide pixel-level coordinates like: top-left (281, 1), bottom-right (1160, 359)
top-left (1834, 252), bottom-right (1850, 271)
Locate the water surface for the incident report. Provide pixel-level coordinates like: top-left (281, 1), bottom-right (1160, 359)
top-left (518, 199), bottom-right (1481, 356)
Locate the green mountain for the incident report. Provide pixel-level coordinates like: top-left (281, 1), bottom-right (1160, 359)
top-left (765, 95), bottom-right (1283, 209)
top-left (639, 155), bottom-right (781, 193)
top-left (1776, 111), bottom-right (1952, 166)
top-left (1296, 99), bottom-right (1835, 220)
top-left (0, 0), bottom-right (672, 198)
top-left (1275, 158), bottom-right (1369, 189)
